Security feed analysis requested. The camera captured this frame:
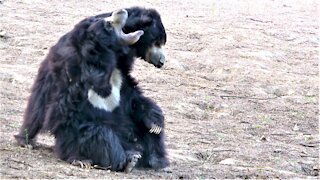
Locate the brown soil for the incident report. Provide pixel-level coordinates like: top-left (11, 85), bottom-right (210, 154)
top-left (0, 0), bottom-right (319, 179)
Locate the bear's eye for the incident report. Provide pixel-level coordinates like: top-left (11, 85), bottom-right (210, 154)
top-left (154, 41), bottom-right (161, 47)
top-left (104, 21), bottom-right (113, 32)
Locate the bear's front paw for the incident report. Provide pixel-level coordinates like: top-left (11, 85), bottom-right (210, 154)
top-left (145, 108), bottom-right (164, 134)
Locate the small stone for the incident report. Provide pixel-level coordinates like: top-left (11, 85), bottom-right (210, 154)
top-left (274, 88), bottom-right (286, 97)
top-left (260, 136), bottom-right (269, 141)
top-left (0, 30), bottom-right (6, 37)
top-left (219, 158), bottom-right (237, 165)
top-left (0, 30), bottom-right (8, 39)
top-left (287, 89), bottom-right (295, 95)
top-left (274, 149), bottom-right (282, 153)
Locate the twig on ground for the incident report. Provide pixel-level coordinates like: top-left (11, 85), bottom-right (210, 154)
top-left (247, 18), bottom-right (273, 23)
top-left (271, 133), bottom-right (295, 136)
top-left (211, 149), bottom-right (236, 152)
top-left (220, 95), bottom-right (278, 100)
top-left (299, 141), bottom-right (320, 148)
top-left (11, 158), bottom-right (34, 167)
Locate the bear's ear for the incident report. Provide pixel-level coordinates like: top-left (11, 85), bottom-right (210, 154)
top-left (139, 15), bottom-right (153, 27)
top-left (125, 15), bottom-right (153, 31)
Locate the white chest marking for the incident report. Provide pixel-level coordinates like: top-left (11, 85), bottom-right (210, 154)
top-left (87, 68), bottom-right (122, 112)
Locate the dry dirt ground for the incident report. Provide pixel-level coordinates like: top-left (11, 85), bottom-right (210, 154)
top-left (0, 0), bottom-right (319, 179)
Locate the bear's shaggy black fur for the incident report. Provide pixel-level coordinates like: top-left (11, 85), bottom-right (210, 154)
top-left (14, 16), bottom-right (119, 147)
top-left (95, 7), bottom-right (169, 169)
top-left (17, 16), bottom-right (138, 171)
top-left (15, 7), bottom-right (169, 171)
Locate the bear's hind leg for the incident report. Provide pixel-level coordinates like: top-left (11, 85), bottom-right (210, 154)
top-left (138, 133), bottom-right (169, 169)
top-left (125, 150), bottom-right (142, 173)
top-left (77, 123), bottom-right (141, 172)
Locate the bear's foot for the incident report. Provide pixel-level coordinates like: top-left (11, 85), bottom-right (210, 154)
top-left (71, 159), bottom-right (93, 169)
top-left (14, 134), bottom-right (36, 149)
top-left (149, 156), bottom-right (170, 170)
top-left (125, 151), bottom-right (141, 173)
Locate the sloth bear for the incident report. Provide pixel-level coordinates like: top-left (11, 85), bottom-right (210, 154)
top-left (15, 7), bottom-right (169, 171)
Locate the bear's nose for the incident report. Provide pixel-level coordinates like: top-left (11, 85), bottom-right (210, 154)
top-left (156, 61), bottom-right (164, 68)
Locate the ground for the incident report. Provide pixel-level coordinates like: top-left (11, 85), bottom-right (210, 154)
top-left (0, 0), bottom-right (319, 179)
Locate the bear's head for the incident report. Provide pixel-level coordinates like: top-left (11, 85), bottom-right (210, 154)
top-left (124, 7), bottom-right (166, 68)
top-left (95, 7), bottom-right (167, 68)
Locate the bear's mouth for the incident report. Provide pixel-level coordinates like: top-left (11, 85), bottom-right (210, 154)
top-left (146, 44), bottom-right (165, 68)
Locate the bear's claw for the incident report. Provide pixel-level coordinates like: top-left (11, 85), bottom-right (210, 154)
top-left (72, 160), bottom-right (93, 169)
top-left (125, 153), bottom-right (141, 173)
top-left (149, 124), bottom-right (162, 134)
